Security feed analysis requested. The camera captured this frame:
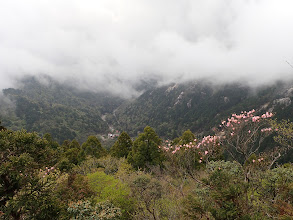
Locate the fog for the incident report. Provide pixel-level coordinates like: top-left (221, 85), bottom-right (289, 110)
top-left (1, 0), bottom-right (293, 97)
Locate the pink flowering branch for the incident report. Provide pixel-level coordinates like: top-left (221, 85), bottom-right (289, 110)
top-left (220, 110), bottom-right (274, 164)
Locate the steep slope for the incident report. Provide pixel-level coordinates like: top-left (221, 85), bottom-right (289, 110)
top-left (1, 77), bottom-right (293, 142)
top-left (0, 76), bottom-right (125, 143)
top-left (111, 80), bottom-right (293, 138)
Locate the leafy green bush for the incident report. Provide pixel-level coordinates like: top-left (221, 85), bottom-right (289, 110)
top-left (88, 170), bottom-right (134, 219)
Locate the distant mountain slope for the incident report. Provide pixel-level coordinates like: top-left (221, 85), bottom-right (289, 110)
top-left (0, 76), bottom-right (125, 143)
top-left (1, 76), bottom-right (293, 143)
top-left (110, 80), bottom-right (293, 138)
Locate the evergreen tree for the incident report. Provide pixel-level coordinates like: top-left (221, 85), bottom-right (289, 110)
top-left (81, 135), bottom-right (106, 158)
top-left (111, 131), bottom-right (133, 158)
top-left (128, 126), bottom-right (164, 169)
top-left (173, 129), bottom-right (195, 145)
top-left (70, 139), bottom-right (81, 149)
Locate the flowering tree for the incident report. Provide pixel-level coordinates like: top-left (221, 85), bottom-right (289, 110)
top-left (158, 132), bottom-right (223, 193)
top-left (220, 110), bottom-right (274, 164)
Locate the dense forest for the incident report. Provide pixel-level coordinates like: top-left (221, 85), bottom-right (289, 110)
top-left (1, 77), bottom-right (293, 219)
top-left (0, 77), bottom-right (125, 144)
top-left (1, 77), bottom-right (293, 144)
top-left (1, 106), bottom-right (293, 219)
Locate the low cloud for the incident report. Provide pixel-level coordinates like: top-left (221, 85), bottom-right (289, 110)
top-left (1, 0), bottom-right (293, 96)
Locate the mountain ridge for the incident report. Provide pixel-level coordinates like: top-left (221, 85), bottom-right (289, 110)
top-left (1, 76), bottom-right (293, 143)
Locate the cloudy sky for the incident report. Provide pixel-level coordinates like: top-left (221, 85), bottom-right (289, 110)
top-left (1, 0), bottom-right (293, 96)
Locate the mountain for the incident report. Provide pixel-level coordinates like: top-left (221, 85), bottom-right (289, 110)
top-left (0, 76), bottom-right (125, 143)
top-left (110, 80), bottom-right (293, 138)
top-left (1, 76), bottom-right (293, 143)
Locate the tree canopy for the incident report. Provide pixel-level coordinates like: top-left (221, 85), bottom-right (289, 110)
top-left (110, 131), bottom-right (133, 158)
top-left (128, 126), bottom-right (164, 169)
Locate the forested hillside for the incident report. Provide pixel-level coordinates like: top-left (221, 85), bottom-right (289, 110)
top-left (2, 77), bottom-right (293, 146)
top-left (0, 76), bottom-right (125, 143)
top-left (111, 80), bottom-right (293, 138)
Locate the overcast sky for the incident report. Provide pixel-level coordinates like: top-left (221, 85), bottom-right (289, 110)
top-left (1, 0), bottom-right (293, 96)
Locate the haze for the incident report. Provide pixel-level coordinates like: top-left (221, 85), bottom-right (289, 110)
top-left (1, 0), bottom-right (293, 97)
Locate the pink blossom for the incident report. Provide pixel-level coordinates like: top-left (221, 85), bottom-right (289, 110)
top-left (205, 151), bottom-right (208, 155)
top-left (252, 159), bottom-right (255, 163)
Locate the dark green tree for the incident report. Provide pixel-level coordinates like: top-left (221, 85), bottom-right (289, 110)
top-left (110, 131), bottom-right (133, 158)
top-left (128, 126), bottom-right (164, 169)
top-left (0, 129), bottom-right (61, 219)
top-left (0, 120), bottom-right (6, 131)
top-left (173, 129), bottom-right (195, 145)
top-left (70, 139), bottom-right (81, 149)
top-left (81, 135), bottom-right (106, 159)
top-left (58, 139), bottom-right (83, 171)
top-left (43, 133), bottom-right (59, 150)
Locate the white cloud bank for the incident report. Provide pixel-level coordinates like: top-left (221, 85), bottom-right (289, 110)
top-left (1, 0), bottom-right (293, 96)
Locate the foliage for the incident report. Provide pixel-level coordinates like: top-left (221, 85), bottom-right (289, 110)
top-left (68, 200), bottom-right (121, 220)
top-left (204, 161), bottom-right (250, 219)
top-left (113, 81), bottom-right (291, 138)
top-left (271, 119), bottom-right (293, 162)
top-left (87, 170), bottom-right (134, 219)
top-left (56, 173), bottom-right (95, 207)
top-left (130, 174), bottom-right (163, 220)
top-left (172, 129), bottom-right (195, 145)
top-left (110, 131), bottom-right (133, 158)
top-left (81, 136), bottom-right (107, 159)
top-left (1, 102), bottom-right (293, 219)
top-left (257, 165), bottom-right (293, 218)
top-left (128, 126), bottom-right (164, 170)
top-left (0, 128), bottom-right (61, 219)
top-left (220, 110), bottom-right (274, 164)
top-left (0, 76), bottom-right (124, 143)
